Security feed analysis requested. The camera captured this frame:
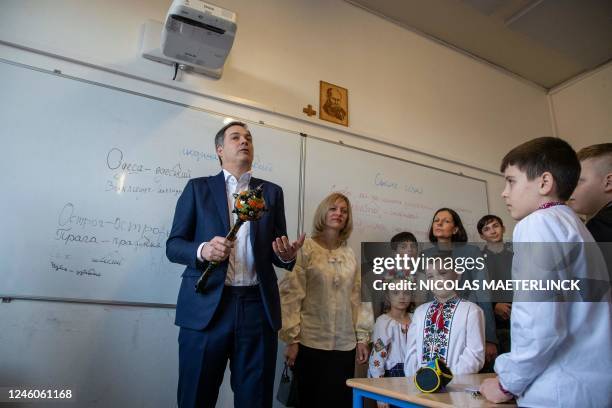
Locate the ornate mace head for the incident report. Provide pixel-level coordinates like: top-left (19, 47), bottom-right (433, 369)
top-left (232, 184), bottom-right (267, 222)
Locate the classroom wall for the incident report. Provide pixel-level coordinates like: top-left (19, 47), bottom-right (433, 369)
top-left (549, 61), bottom-right (612, 149)
top-left (0, 1), bottom-right (555, 407)
top-left (0, 0), bottom-right (552, 173)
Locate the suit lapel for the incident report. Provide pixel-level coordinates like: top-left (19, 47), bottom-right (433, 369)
top-left (209, 171), bottom-right (230, 233)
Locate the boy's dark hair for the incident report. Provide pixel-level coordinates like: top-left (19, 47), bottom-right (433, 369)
top-left (477, 214), bottom-right (504, 235)
top-left (214, 121), bottom-right (248, 165)
top-left (390, 232), bottom-right (417, 250)
top-left (428, 208), bottom-right (468, 243)
top-left (500, 136), bottom-right (580, 201)
top-left (577, 143), bottom-right (612, 162)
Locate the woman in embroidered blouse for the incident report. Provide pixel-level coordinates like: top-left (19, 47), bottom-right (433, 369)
top-left (279, 192), bottom-right (371, 407)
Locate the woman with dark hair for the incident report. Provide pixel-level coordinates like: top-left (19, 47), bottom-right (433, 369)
top-left (428, 207), bottom-right (468, 243)
top-left (423, 208), bottom-right (499, 370)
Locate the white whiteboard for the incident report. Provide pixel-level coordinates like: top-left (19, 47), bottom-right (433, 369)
top-left (0, 61), bottom-right (302, 304)
top-left (303, 138), bottom-right (489, 259)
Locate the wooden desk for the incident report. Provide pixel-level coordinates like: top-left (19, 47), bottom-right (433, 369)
top-left (347, 373), bottom-right (517, 408)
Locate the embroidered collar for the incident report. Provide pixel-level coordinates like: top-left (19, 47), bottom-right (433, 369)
top-left (422, 297), bottom-right (461, 364)
top-left (538, 201), bottom-right (565, 210)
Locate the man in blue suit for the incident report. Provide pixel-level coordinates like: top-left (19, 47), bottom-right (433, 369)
top-left (167, 121), bottom-right (305, 408)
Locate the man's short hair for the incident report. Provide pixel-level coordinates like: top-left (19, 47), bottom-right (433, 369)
top-left (577, 143), bottom-right (612, 174)
top-left (476, 214), bottom-right (504, 235)
top-left (500, 136), bottom-right (580, 201)
top-left (214, 121), bottom-right (248, 165)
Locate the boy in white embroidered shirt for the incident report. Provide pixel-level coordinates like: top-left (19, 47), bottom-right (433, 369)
top-left (480, 137), bottom-right (611, 407)
top-left (404, 261), bottom-right (485, 377)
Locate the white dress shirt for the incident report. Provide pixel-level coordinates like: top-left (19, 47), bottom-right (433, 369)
top-left (494, 205), bottom-right (611, 407)
top-left (197, 169), bottom-right (257, 286)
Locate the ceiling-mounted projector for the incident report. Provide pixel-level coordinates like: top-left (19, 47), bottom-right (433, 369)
top-left (141, 0), bottom-right (237, 79)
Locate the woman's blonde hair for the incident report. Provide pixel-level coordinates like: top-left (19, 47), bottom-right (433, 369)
top-left (311, 192), bottom-right (353, 243)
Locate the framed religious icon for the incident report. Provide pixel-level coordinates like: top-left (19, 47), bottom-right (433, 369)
top-left (319, 81), bottom-right (349, 126)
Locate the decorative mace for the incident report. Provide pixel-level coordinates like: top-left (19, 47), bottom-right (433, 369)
top-left (195, 184), bottom-right (267, 293)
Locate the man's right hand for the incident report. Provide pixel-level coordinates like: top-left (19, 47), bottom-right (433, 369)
top-left (201, 237), bottom-right (233, 263)
top-left (285, 343), bottom-right (299, 367)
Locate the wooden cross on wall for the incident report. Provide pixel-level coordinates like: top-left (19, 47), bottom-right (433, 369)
top-left (302, 104), bottom-right (316, 117)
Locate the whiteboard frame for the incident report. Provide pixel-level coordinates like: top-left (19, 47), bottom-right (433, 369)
top-left (0, 57), bottom-right (491, 308)
top-left (0, 58), bottom-right (304, 307)
top-left (0, 294), bottom-right (176, 308)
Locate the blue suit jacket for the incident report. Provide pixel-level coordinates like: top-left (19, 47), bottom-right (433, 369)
top-left (166, 171), bottom-right (295, 331)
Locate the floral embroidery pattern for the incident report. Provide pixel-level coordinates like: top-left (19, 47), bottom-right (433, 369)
top-left (421, 297), bottom-right (460, 364)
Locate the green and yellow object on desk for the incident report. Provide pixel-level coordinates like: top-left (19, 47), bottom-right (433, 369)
top-left (414, 358), bottom-right (453, 393)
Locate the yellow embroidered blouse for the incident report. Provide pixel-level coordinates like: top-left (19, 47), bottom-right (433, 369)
top-left (279, 238), bottom-right (373, 351)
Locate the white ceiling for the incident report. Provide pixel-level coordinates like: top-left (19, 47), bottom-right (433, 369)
top-left (347, 0), bottom-right (612, 89)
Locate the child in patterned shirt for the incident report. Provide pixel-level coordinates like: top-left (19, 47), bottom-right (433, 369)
top-left (368, 279), bottom-right (413, 408)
